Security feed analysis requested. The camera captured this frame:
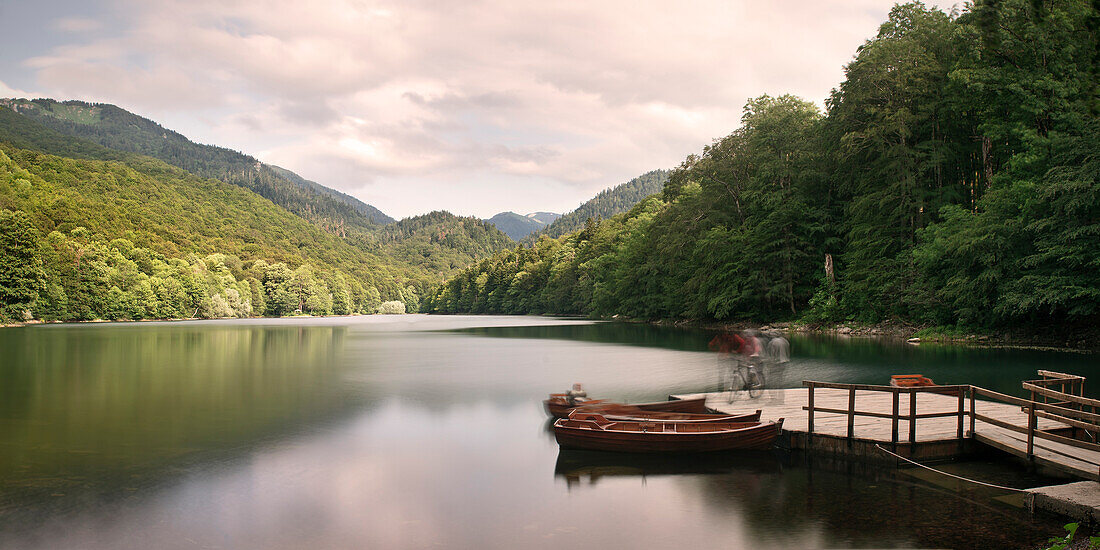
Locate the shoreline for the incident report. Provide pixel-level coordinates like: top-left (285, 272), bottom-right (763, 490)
top-left (0, 313), bottom-right (372, 329)
top-left (625, 317), bottom-right (1099, 354)
top-left (6, 313), bottom-right (1097, 354)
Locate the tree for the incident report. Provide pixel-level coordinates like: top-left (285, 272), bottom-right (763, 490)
top-left (0, 209), bottom-right (44, 320)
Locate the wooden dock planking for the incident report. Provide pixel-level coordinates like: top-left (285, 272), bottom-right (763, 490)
top-left (673, 388), bottom-right (1100, 480)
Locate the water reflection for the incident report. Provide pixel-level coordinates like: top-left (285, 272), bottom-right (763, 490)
top-left (0, 316), bottom-right (1085, 549)
top-left (454, 323), bottom-right (1100, 397)
top-left (554, 449), bottom-right (782, 488)
top-left (0, 324), bottom-right (359, 527)
top-left (554, 448), bottom-right (1059, 550)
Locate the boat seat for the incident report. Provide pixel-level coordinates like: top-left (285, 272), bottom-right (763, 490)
top-left (568, 412), bottom-right (614, 427)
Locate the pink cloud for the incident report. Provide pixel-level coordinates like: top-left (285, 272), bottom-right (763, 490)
top-left (19, 0), bottom-right (953, 218)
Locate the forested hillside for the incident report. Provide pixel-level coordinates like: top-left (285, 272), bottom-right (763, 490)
top-left (0, 112), bottom-right (515, 322)
top-left (428, 0), bottom-right (1100, 336)
top-left (0, 98), bottom-right (394, 231)
top-left (523, 170), bottom-right (669, 243)
top-left (0, 102), bottom-right (515, 318)
top-left (381, 211), bottom-right (517, 275)
top-left (0, 145), bottom-right (406, 321)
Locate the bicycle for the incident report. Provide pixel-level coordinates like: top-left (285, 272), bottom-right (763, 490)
top-left (724, 360), bottom-right (765, 402)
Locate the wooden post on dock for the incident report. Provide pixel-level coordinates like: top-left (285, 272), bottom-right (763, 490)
top-left (847, 387), bottom-right (856, 445)
top-left (909, 390), bottom-right (917, 444)
top-left (891, 389), bottom-right (899, 451)
top-left (1027, 405), bottom-right (1037, 460)
top-left (969, 388), bottom-right (976, 436)
top-left (807, 382), bottom-right (815, 446)
top-left (957, 389), bottom-right (965, 453)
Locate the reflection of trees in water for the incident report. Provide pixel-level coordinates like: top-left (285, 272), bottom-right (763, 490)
top-left (553, 449), bottom-right (780, 489)
top-left (450, 324), bottom-right (1100, 397)
top-left (553, 448), bottom-right (1060, 549)
top-left (691, 454), bottom-right (1060, 549)
top-left (0, 325), bottom-right (358, 517)
top-left (446, 323), bottom-right (715, 351)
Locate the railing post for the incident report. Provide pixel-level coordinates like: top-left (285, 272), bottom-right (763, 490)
top-left (957, 389), bottom-right (965, 440)
top-left (1027, 404), bottom-right (1036, 460)
top-left (969, 386), bottom-right (976, 437)
top-left (807, 382), bottom-right (815, 436)
top-left (957, 387), bottom-right (965, 453)
top-left (891, 389), bottom-right (899, 451)
top-left (909, 389), bottom-right (917, 444)
top-left (847, 387), bottom-right (856, 443)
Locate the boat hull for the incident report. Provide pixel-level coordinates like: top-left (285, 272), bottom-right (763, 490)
top-left (553, 418), bottom-right (782, 453)
top-left (544, 396), bottom-right (709, 419)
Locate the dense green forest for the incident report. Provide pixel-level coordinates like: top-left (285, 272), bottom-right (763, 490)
top-left (0, 111), bottom-right (513, 322)
top-left (428, 0), bottom-right (1100, 335)
top-left (0, 145), bottom-right (409, 321)
top-left (0, 98), bottom-right (394, 233)
top-left (522, 169), bottom-right (669, 244)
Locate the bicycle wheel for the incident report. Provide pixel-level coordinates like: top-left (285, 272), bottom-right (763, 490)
top-left (746, 369), bottom-right (765, 398)
top-left (727, 370), bottom-right (747, 403)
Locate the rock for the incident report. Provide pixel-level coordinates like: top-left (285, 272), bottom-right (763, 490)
top-left (838, 326), bottom-right (852, 335)
top-left (907, 337), bottom-right (920, 343)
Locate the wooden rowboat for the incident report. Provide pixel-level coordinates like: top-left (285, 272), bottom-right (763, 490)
top-left (544, 395), bottom-right (709, 419)
top-left (553, 412), bottom-right (783, 453)
top-left (890, 374), bottom-right (936, 387)
top-left (889, 374), bottom-right (960, 396)
top-left (592, 406), bottom-right (761, 424)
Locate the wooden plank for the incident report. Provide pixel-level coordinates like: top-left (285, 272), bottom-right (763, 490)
top-left (1038, 370), bottom-right (1085, 381)
top-left (975, 413), bottom-right (1028, 434)
top-left (801, 381), bottom-right (968, 393)
top-left (974, 432), bottom-right (1100, 481)
top-left (972, 386), bottom-right (1034, 407)
top-left (1024, 383), bottom-right (1100, 411)
top-left (1033, 410), bottom-right (1100, 433)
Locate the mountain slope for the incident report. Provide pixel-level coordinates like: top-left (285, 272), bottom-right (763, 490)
top-left (268, 165), bottom-right (393, 224)
top-left (0, 143), bottom-right (396, 287)
top-left (484, 211), bottom-right (560, 240)
top-left (0, 98), bottom-right (393, 231)
top-left (0, 102), bottom-right (513, 284)
top-left (384, 212), bottom-right (516, 273)
top-left (522, 169), bottom-right (669, 243)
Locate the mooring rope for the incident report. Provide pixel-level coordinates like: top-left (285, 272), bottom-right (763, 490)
top-left (874, 444), bottom-right (1028, 493)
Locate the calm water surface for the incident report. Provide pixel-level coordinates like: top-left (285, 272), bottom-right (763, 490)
top-left (0, 316), bottom-right (1096, 549)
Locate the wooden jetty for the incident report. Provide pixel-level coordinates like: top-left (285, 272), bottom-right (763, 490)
top-left (673, 370), bottom-right (1100, 481)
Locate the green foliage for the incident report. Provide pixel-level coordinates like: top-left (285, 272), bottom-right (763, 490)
top-left (523, 170), bottom-right (669, 244)
top-left (0, 209), bottom-right (44, 321)
top-left (433, 0), bottom-right (1100, 333)
top-left (0, 101), bottom-right (514, 294)
top-left (1043, 522), bottom-right (1100, 550)
top-left (377, 300), bottom-right (406, 314)
top-left (0, 99), bottom-right (394, 232)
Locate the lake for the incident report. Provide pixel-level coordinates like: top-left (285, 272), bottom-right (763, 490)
top-left (0, 315), bottom-right (1095, 549)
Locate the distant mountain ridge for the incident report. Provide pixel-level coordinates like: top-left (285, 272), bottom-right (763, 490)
top-left (484, 211), bottom-right (561, 240)
top-left (0, 98), bottom-right (394, 229)
top-left (522, 169), bottom-right (669, 244)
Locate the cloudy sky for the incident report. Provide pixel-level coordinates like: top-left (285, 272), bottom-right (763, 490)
top-left (0, 0), bottom-right (951, 220)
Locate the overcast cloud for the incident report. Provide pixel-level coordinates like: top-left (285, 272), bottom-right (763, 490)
top-left (0, 0), bottom-right (953, 219)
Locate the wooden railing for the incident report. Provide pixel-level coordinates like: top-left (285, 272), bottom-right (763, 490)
top-left (802, 381), bottom-right (970, 448)
top-left (804, 372), bottom-right (1100, 462)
